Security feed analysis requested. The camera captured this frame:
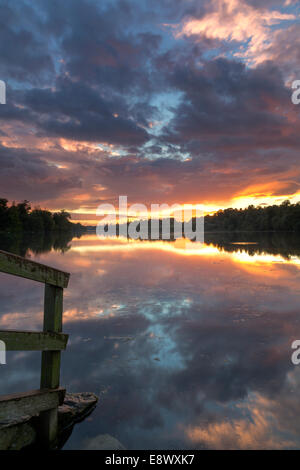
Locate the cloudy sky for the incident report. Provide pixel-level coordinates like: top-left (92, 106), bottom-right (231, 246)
top-left (0, 0), bottom-right (300, 224)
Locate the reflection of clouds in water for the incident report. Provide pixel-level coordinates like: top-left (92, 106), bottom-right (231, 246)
top-left (62, 297), bottom-right (300, 448)
top-left (0, 351), bottom-right (41, 395)
top-left (0, 272), bottom-right (44, 330)
top-left (184, 367), bottom-right (300, 450)
top-left (139, 298), bottom-right (196, 370)
top-left (3, 235), bottom-right (300, 330)
top-left (2, 235), bottom-right (300, 448)
top-left (184, 394), bottom-right (291, 450)
top-left (142, 298), bottom-right (194, 321)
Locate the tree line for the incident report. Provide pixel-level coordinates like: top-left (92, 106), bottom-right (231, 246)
top-left (204, 200), bottom-right (300, 232)
top-left (1, 198), bottom-right (300, 235)
top-left (0, 199), bottom-right (85, 233)
top-left (115, 200), bottom-right (300, 238)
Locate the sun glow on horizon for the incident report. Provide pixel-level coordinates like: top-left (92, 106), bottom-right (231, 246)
top-left (68, 191), bottom-right (300, 225)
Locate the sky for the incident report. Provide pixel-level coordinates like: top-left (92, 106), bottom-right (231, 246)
top-left (0, 0), bottom-right (300, 224)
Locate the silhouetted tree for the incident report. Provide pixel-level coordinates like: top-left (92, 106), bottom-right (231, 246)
top-left (0, 199), bottom-right (85, 234)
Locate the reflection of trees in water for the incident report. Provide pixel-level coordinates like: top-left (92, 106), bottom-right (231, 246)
top-left (1, 229), bottom-right (299, 260)
top-left (119, 229), bottom-right (300, 260)
top-left (205, 232), bottom-right (300, 259)
top-left (0, 230), bottom-right (84, 257)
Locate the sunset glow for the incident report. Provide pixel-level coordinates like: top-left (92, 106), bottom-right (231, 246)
top-left (0, 1), bottom-right (299, 221)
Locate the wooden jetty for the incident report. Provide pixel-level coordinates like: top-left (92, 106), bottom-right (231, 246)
top-left (0, 250), bottom-right (70, 447)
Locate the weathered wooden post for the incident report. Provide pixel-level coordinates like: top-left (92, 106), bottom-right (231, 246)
top-left (39, 284), bottom-right (64, 446)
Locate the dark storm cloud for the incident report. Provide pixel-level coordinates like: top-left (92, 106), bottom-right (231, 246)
top-left (0, 144), bottom-right (82, 202)
top-left (0, 1), bottom-right (54, 85)
top-left (20, 78), bottom-right (150, 146)
top-left (42, 0), bottom-right (164, 95)
top-left (160, 58), bottom-right (295, 151)
top-left (0, 0), bottom-right (161, 148)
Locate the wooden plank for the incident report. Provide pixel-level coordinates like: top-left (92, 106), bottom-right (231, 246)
top-left (0, 250), bottom-right (69, 288)
top-left (37, 408), bottom-right (58, 446)
top-left (41, 285), bottom-right (63, 389)
top-left (40, 351), bottom-right (61, 390)
top-left (0, 388), bottom-right (65, 422)
top-left (0, 330), bottom-right (68, 351)
top-left (39, 284), bottom-right (64, 445)
top-left (43, 284), bottom-right (63, 333)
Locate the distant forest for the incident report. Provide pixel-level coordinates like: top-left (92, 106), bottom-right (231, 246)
top-left (204, 200), bottom-right (300, 232)
top-left (1, 198), bottom-right (300, 235)
top-left (0, 199), bottom-right (85, 233)
top-left (116, 200), bottom-right (300, 236)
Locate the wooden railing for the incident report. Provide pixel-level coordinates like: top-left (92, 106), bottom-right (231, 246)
top-left (0, 250), bottom-right (70, 447)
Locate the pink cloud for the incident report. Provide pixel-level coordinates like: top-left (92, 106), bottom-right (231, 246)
top-left (175, 0), bottom-right (296, 66)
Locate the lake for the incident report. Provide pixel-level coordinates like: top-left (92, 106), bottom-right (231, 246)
top-left (1, 232), bottom-right (300, 449)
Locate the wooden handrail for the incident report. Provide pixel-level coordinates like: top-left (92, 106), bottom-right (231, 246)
top-left (0, 250), bottom-right (69, 288)
top-left (0, 330), bottom-right (68, 351)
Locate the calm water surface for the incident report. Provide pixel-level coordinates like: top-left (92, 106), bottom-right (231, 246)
top-left (1, 233), bottom-right (300, 449)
